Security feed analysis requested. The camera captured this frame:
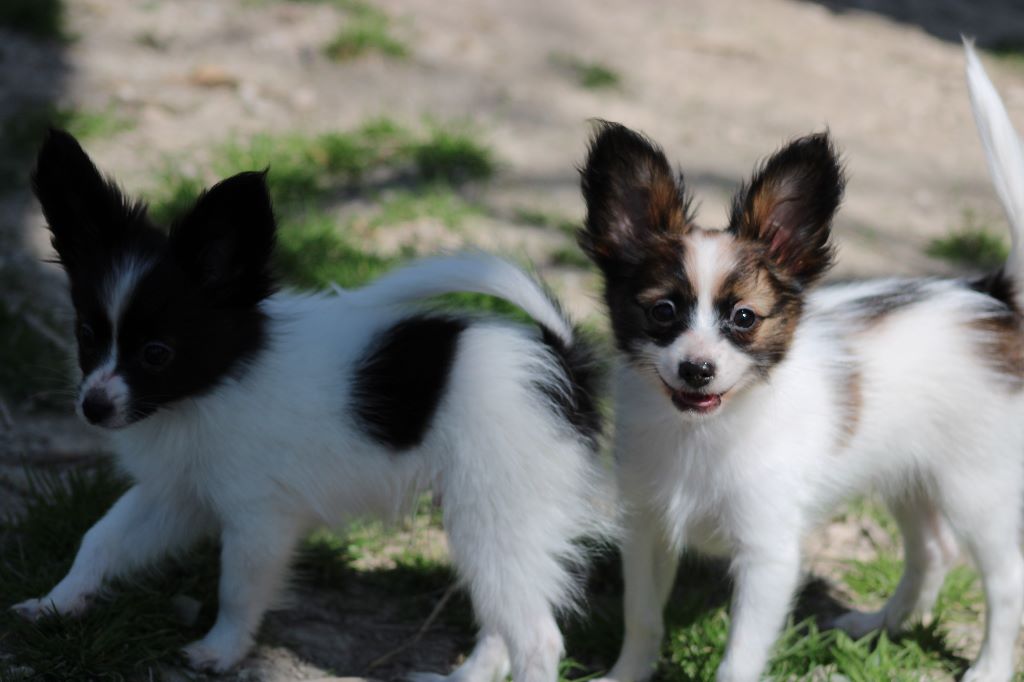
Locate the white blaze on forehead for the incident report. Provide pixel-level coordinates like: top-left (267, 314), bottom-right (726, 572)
top-left (77, 255), bottom-right (154, 426)
top-left (685, 231), bottom-right (736, 336)
top-left (104, 255), bottom-right (153, 325)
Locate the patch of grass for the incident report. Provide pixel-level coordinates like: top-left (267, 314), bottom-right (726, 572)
top-left (275, 212), bottom-right (394, 289)
top-left (927, 210), bottom-right (1009, 270)
top-left (0, 299), bottom-right (70, 410)
top-left (0, 465), bottom-right (221, 680)
top-left (549, 53), bottom-right (622, 90)
top-left (550, 247), bottom-right (592, 270)
top-left (372, 187), bottom-right (482, 230)
top-left (989, 40), bottom-right (1024, 68)
top-left (275, 211), bottom-right (529, 321)
top-left (842, 553), bottom-right (904, 602)
top-left (324, 1), bottom-right (407, 61)
top-left (570, 550), bottom-right (978, 681)
top-left (514, 208), bottom-right (579, 237)
top-left (150, 119), bottom-right (489, 222)
top-left (406, 127), bottom-right (495, 184)
top-left (0, 0), bottom-right (64, 41)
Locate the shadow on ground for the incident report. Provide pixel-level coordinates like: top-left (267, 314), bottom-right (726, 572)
top-left (803, 0), bottom-right (1024, 48)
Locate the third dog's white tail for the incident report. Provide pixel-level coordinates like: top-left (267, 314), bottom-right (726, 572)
top-left (964, 38), bottom-right (1024, 304)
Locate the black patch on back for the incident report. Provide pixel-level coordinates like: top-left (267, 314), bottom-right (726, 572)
top-left (536, 327), bottom-right (604, 450)
top-left (353, 315), bottom-right (467, 451)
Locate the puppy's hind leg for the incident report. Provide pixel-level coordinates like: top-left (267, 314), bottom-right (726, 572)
top-left (433, 434), bottom-right (602, 682)
top-left (939, 463), bottom-right (1024, 682)
top-left (832, 495), bottom-right (957, 639)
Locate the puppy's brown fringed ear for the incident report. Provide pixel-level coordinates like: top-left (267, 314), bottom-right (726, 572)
top-left (578, 121), bottom-right (694, 273)
top-left (729, 132), bottom-right (845, 287)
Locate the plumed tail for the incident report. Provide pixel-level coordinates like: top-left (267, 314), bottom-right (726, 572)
top-left (964, 38), bottom-right (1024, 307)
top-left (343, 252), bottom-right (575, 345)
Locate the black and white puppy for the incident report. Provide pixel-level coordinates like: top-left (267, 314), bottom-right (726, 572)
top-left (580, 43), bottom-right (1024, 682)
top-left (12, 129), bottom-right (611, 682)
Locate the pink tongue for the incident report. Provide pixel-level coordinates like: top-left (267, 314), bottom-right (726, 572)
top-left (673, 391), bottom-right (721, 411)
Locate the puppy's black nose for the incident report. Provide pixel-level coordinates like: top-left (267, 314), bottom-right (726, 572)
top-left (679, 360), bottom-right (715, 388)
top-left (81, 390), bottom-right (114, 424)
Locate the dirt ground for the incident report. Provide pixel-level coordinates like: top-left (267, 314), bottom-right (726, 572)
top-left (2, 0), bottom-right (1024, 679)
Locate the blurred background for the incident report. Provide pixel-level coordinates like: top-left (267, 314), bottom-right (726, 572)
top-left (1, 1), bottom-right (1023, 680)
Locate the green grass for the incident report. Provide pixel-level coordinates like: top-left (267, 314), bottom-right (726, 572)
top-left (0, 458), bottom-right (1006, 680)
top-left (0, 464), bottom-right (476, 680)
top-left (150, 118), bottom-right (491, 222)
top-left (0, 299), bottom-right (71, 410)
top-left (324, 1), bottom-right (407, 61)
top-left (0, 465), bottom-right (222, 681)
top-left (372, 186), bottom-right (482, 230)
top-left (0, 0), bottom-right (64, 41)
top-left (550, 246), bottom-right (592, 270)
top-left (514, 208), bottom-right (579, 237)
top-left (989, 40), bottom-right (1024, 68)
top-left (549, 53), bottom-right (622, 90)
top-left (409, 127), bottom-right (495, 184)
top-left (926, 210), bottom-right (1009, 270)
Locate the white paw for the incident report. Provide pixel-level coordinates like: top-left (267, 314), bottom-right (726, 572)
top-left (829, 609), bottom-right (886, 640)
top-left (182, 637), bottom-right (247, 673)
top-left (961, 662), bottom-right (1012, 682)
top-left (10, 598), bottom-right (50, 621)
top-left (11, 592), bottom-right (91, 620)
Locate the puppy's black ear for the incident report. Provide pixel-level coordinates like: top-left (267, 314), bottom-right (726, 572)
top-left (32, 129), bottom-right (143, 269)
top-left (729, 132), bottom-right (845, 286)
top-left (578, 121), bottom-right (693, 273)
top-left (170, 171), bottom-right (276, 305)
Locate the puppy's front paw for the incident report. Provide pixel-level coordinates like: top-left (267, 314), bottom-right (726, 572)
top-left (10, 592), bottom-right (91, 620)
top-left (961, 662), bottom-right (1012, 682)
top-left (182, 632), bottom-right (249, 673)
top-left (10, 598), bottom-right (49, 621)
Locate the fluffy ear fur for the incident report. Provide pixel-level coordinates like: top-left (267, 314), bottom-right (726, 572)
top-left (729, 132), bottom-right (845, 286)
top-left (169, 171), bottom-right (277, 305)
top-left (578, 121), bottom-right (694, 272)
top-left (32, 129), bottom-right (147, 270)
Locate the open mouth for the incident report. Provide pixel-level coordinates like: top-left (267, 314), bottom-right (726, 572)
top-left (661, 381), bottom-right (724, 414)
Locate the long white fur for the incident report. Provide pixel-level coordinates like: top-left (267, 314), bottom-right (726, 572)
top-left (598, 47), bottom-right (1024, 682)
top-left (13, 254), bottom-right (610, 682)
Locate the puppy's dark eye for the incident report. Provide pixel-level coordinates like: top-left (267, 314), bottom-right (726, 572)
top-left (650, 300), bottom-right (676, 324)
top-left (731, 307), bottom-right (758, 329)
top-left (140, 342), bottom-right (174, 371)
top-left (77, 322), bottom-right (95, 346)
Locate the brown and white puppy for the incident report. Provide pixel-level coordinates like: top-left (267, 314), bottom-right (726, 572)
top-left (583, 43), bottom-right (1024, 682)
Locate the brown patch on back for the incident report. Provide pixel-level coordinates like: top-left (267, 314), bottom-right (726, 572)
top-left (836, 366), bottom-right (862, 450)
top-left (970, 312), bottom-right (1024, 392)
